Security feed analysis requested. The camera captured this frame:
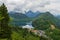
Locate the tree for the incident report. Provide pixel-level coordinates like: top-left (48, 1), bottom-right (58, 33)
top-left (0, 3), bottom-right (11, 40)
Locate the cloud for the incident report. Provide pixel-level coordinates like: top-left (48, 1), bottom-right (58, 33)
top-left (4, 0), bottom-right (50, 12)
top-left (0, 0), bottom-right (60, 15)
top-left (45, 0), bottom-right (60, 15)
top-left (0, 0), bottom-right (5, 5)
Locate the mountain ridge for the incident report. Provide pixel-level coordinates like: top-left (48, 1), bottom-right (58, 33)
top-left (32, 12), bottom-right (60, 30)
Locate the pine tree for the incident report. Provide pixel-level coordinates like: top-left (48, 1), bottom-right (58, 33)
top-left (0, 3), bottom-right (11, 39)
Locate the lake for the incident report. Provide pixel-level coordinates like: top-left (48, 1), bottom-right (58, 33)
top-left (10, 21), bottom-right (32, 27)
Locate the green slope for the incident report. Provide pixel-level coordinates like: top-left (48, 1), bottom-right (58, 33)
top-left (0, 27), bottom-right (40, 40)
top-left (11, 27), bottom-right (40, 40)
top-left (32, 12), bottom-right (60, 30)
top-left (32, 12), bottom-right (60, 40)
top-left (45, 28), bottom-right (60, 40)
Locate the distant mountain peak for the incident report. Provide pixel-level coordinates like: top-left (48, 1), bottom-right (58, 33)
top-left (25, 10), bottom-right (41, 18)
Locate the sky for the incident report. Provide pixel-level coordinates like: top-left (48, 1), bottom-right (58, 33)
top-left (0, 0), bottom-right (60, 15)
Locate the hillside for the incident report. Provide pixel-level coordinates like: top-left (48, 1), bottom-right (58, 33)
top-left (0, 27), bottom-right (40, 40)
top-left (12, 27), bottom-right (40, 40)
top-left (32, 12), bottom-right (60, 40)
top-left (45, 28), bottom-right (60, 40)
top-left (9, 12), bottom-right (28, 19)
top-left (32, 12), bottom-right (60, 30)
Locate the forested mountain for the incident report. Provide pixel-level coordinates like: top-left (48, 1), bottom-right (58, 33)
top-left (9, 11), bottom-right (42, 19)
top-left (9, 12), bottom-right (28, 19)
top-left (9, 11), bottom-right (42, 26)
top-left (9, 12), bottom-right (33, 26)
top-left (32, 12), bottom-right (60, 30)
top-left (32, 12), bottom-right (60, 40)
top-left (9, 11), bottom-right (36, 22)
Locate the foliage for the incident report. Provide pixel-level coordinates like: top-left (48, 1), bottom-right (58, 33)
top-left (11, 27), bottom-right (40, 40)
top-left (0, 3), bottom-right (11, 39)
top-left (45, 28), bottom-right (60, 40)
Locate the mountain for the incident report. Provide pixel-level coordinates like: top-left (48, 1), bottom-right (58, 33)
top-left (9, 11), bottom-right (43, 26)
top-left (32, 12), bottom-right (60, 30)
top-left (9, 11), bottom-right (28, 19)
top-left (35, 12), bottom-right (60, 40)
top-left (9, 11), bottom-right (33, 26)
top-left (25, 10), bottom-right (41, 18)
top-left (9, 11), bottom-right (42, 19)
top-left (56, 15), bottom-right (60, 19)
